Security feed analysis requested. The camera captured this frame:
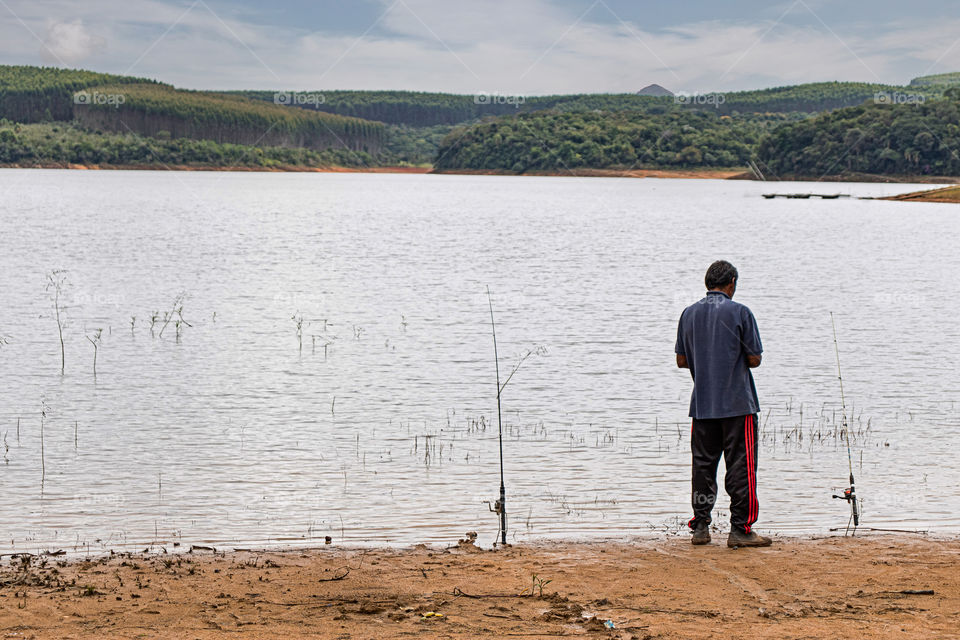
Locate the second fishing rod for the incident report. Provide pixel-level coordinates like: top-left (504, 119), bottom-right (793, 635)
top-left (830, 312), bottom-right (860, 534)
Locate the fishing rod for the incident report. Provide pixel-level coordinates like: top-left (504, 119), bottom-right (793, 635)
top-left (487, 286), bottom-right (508, 546)
top-left (830, 312), bottom-right (859, 535)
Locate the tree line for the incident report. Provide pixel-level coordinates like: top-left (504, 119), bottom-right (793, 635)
top-left (432, 110), bottom-right (792, 172)
top-left (909, 72), bottom-right (960, 87)
top-left (757, 90), bottom-right (960, 177)
top-left (238, 82), bottom-right (954, 127)
top-left (0, 121), bottom-right (377, 168)
top-left (75, 84), bottom-right (385, 153)
top-left (4, 64), bottom-right (960, 175)
top-left (0, 65), bottom-right (161, 122)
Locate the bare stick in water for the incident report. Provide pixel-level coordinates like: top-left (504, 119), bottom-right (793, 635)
top-left (86, 328), bottom-right (102, 377)
top-left (46, 270), bottom-right (67, 374)
top-left (292, 312), bottom-right (304, 353)
top-left (40, 401), bottom-right (47, 483)
top-left (159, 293), bottom-right (185, 338)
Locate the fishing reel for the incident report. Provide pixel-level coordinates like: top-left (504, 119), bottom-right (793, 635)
top-left (832, 486), bottom-right (860, 527)
top-left (483, 499), bottom-right (503, 515)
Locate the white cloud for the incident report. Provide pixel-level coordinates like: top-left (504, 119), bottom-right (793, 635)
top-left (1, 0), bottom-right (959, 92)
top-left (41, 19), bottom-right (106, 64)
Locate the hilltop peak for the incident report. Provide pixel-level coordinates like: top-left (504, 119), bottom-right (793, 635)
top-left (637, 83), bottom-right (674, 97)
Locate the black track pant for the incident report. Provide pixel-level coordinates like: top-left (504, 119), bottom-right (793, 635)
top-left (688, 414), bottom-right (759, 533)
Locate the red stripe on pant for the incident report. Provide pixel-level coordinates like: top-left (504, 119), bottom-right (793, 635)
top-left (688, 419), bottom-right (695, 531)
top-left (744, 414), bottom-right (758, 533)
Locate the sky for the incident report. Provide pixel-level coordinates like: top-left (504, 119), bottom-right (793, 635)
top-left (1, 0), bottom-right (959, 94)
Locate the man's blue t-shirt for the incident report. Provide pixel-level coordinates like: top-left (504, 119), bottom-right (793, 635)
top-left (675, 291), bottom-right (762, 419)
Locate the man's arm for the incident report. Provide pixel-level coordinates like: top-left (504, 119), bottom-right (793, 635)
top-left (741, 308), bottom-right (763, 369)
top-left (675, 310), bottom-right (688, 369)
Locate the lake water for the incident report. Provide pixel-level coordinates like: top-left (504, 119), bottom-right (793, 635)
top-left (0, 169), bottom-right (957, 553)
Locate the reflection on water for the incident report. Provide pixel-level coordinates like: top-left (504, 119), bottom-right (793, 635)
top-left (0, 170), bottom-right (957, 553)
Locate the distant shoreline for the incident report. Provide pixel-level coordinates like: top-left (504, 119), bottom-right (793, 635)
top-left (880, 184), bottom-right (960, 203)
top-left (431, 167), bottom-right (747, 180)
top-left (435, 168), bottom-right (960, 183)
top-left (4, 162), bottom-right (960, 185)
top-left (0, 162), bottom-right (432, 174)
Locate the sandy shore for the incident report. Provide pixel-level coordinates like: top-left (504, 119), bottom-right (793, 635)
top-left (0, 163), bottom-right (738, 178)
top-left (2, 534), bottom-right (956, 639)
top-left (431, 168), bottom-right (748, 180)
top-left (768, 173), bottom-right (960, 184)
top-left (6, 163), bottom-right (960, 185)
top-left (880, 185), bottom-right (960, 203)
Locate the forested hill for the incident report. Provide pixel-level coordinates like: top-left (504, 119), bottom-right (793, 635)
top-left (232, 90), bottom-right (685, 126)
top-left (230, 90), bottom-right (529, 126)
top-left (910, 72), bottom-right (960, 87)
top-left (235, 81), bottom-right (947, 127)
top-left (715, 82), bottom-right (923, 115)
top-left (73, 84), bottom-right (384, 153)
top-left (0, 66), bottom-right (386, 159)
top-left (0, 65), bottom-right (163, 122)
top-left (4, 63), bottom-right (960, 176)
top-left (432, 111), bottom-right (785, 172)
top-left (758, 89), bottom-right (960, 177)
top-left (434, 91), bottom-right (960, 178)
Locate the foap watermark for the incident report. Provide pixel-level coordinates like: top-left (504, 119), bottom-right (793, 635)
top-left (692, 492), bottom-right (717, 506)
top-left (874, 292), bottom-right (926, 308)
top-left (474, 91), bottom-right (526, 108)
top-left (874, 91), bottom-right (925, 106)
top-left (70, 289), bottom-right (126, 309)
top-left (671, 290), bottom-right (723, 308)
top-left (674, 92), bottom-right (726, 109)
top-left (273, 92), bottom-right (326, 107)
top-left (873, 292), bottom-right (927, 308)
top-left (72, 492), bottom-right (127, 508)
top-left (73, 91), bottom-right (125, 107)
top-left (859, 489), bottom-right (929, 513)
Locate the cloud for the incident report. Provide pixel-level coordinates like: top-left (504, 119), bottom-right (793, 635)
top-left (41, 19), bottom-right (107, 64)
top-left (1, 0), bottom-right (959, 91)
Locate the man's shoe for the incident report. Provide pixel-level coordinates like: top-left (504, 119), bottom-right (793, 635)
top-left (691, 523), bottom-right (711, 545)
top-left (727, 529), bottom-right (772, 548)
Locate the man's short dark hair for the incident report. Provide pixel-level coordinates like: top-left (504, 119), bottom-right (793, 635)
top-left (705, 260), bottom-right (738, 290)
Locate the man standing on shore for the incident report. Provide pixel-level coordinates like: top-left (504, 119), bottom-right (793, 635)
top-left (675, 260), bottom-right (771, 548)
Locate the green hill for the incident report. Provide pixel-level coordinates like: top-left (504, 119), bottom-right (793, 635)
top-left (432, 110), bottom-right (779, 172)
top-left (715, 81), bottom-right (911, 114)
top-left (910, 72), bottom-right (960, 87)
top-left (757, 89), bottom-right (960, 177)
top-left (0, 65), bottom-right (162, 122)
top-left (435, 87), bottom-right (960, 176)
top-left (230, 90), bottom-right (518, 126)
top-left (0, 121), bottom-right (376, 168)
top-left (0, 65), bottom-right (387, 156)
top-left (4, 64), bottom-right (960, 174)
top-left (73, 84), bottom-right (384, 153)
top-left (239, 81), bottom-right (946, 128)
top-left (233, 90), bottom-right (668, 126)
